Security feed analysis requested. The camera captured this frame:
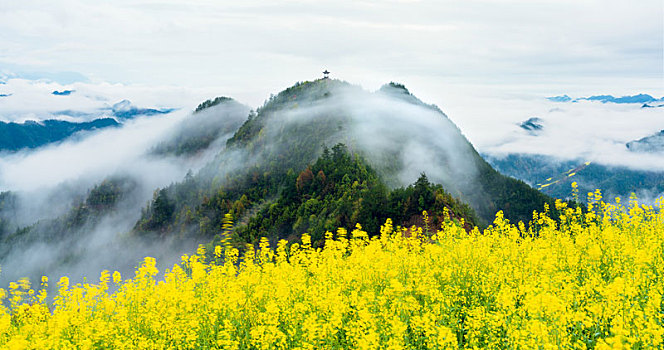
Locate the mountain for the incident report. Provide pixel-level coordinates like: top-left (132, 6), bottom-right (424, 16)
top-left (151, 96), bottom-right (250, 157)
top-left (519, 117), bottom-right (544, 135)
top-left (626, 130), bottom-right (664, 153)
top-left (110, 99), bottom-right (176, 120)
top-left (52, 90), bottom-right (75, 96)
top-left (547, 93), bottom-right (664, 104)
top-left (0, 177), bottom-right (136, 251)
top-left (0, 118), bottom-right (120, 152)
top-left (50, 100), bottom-right (175, 122)
top-left (136, 79), bottom-right (557, 248)
top-left (485, 153), bottom-right (664, 201)
top-left (1, 79), bottom-right (562, 284)
top-left (546, 95), bottom-right (572, 102)
top-left (0, 100), bottom-right (176, 152)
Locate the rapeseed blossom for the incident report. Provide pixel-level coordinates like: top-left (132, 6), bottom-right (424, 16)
top-left (0, 195), bottom-right (662, 349)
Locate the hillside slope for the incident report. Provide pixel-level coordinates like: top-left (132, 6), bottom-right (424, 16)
top-left (486, 153), bottom-right (664, 201)
top-left (136, 79), bottom-right (556, 248)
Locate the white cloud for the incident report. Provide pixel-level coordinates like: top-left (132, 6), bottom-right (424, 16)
top-left (0, 78), bottom-right (226, 122)
top-left (0, 111), bottom-right (188, 193)
top-left (459, 95), bottom-right (664, 171)
top-left (0, 0), bottom-right (661, 183)
top-left (0, 0), bottom-right (660, 107)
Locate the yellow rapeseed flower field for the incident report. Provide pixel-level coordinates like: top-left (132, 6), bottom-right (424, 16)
top-left (0, 194), bottom-right (662, 349)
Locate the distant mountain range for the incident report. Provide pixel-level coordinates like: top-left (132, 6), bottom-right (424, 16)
top-left (516, 115), bottom-right (664, 155)
top-left (50, 99), bottom-right (176, 121)
top-left (0, 118), bottom-right (120, 152)
top-left (485, 153), bottom-right (664, 201)
top-left (547, 94), bottom-right (664, 106)
top-left (52, 90), bottom-right (75, 96)
top-left (0, 100), bottom-right (175, 152)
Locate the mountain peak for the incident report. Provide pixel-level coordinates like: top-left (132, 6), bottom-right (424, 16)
top-left (379, 81), bottom-right (411, 95)
top-left (257, 79), bottom-right (358, 112)
top-left (112, 99), bottom-right (133, 112)
top-left (52, 90), bottom-right (75, 96)
top-left (546, 95), bottom-right (572, 102)
top-left (195, 96), bottom-right (235, 113)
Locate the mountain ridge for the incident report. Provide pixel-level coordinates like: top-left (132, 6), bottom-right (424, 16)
top-left (0, 118), bottom-right (120, 152)
top-left (547, 93), bottom-right (664, 104)
top-left (135, 79), bottom-right (559, 248)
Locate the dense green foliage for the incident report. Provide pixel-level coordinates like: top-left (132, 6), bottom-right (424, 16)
top-left (137, 143), bottom-right (480, 250)
top-left (230, 144), bottom-right (479, 247)
top-left (485, 153), bottom-right (664, 201)
top-left (226, 79), bottom-right (350, 151)
top-left (473, 155), bottom-right (561, 224)
top-left (195, 96), bottom-right (233, 113)
top-left (135, 188), bottom-right (176, 233)
top-left (0, 118), bottom-right (119, 152)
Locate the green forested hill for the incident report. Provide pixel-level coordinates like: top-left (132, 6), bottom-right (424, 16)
top-left (134, 79), bottom-right (558, 249)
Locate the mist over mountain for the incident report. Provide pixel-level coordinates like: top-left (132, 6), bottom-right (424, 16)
top-left (626, 130), bottom-right (664, 153)
top-left (4, 78), bottom-right (662, 291)
top-left (0, 99), bottom-right (251, 285)
top-left (479, 95), bottom-right (664, 178)
top-left (109, 100), bottom-right (176, 120)
top-left (0, 78), bottom-right (558, 287)
top-left (135, 79), bottom-right (555, 248)
top-left (152, 97), bottom-right (250, 157)
top-left (0, 97), bottom-right (177, 153)
top-left (483, 94), bottom-right (664, 201)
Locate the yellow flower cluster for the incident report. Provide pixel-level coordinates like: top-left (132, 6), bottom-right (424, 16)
top-left (0, 196), bottom-right (662, 349)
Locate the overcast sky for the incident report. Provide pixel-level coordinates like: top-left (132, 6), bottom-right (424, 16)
top-left (1, 0), bottom-right (662, 105)
top-left (1, 0), bottom-right (663, 165)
